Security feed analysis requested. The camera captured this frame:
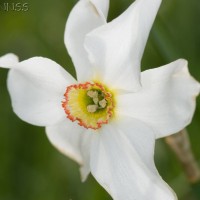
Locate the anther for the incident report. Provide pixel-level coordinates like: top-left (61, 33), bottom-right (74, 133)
top-left (93, 97), bottom-right (99, 105)
top-left (87, 105), bottom-right (98, 113)
top-left (99, 99), bottom-right (107, 108)
top-left (87, 90), bottom-right (98, 98)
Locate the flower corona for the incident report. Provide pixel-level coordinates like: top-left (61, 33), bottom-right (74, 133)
top-left (62, 82), bottom-right (115, 130)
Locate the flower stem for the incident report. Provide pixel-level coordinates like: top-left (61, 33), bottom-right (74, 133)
top-left (165, 129), bottom-right (200, 184)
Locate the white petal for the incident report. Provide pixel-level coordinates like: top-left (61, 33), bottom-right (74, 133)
top-left (46, 119), bottom-right (93, 181)
top-left (90, 118), bottom-right (177, 200)
top-left (114, 117), bottom-right (158, 174)
top-left (117, 59), bottom-right (200, 138)
top-left (0, 53), bottom-right (19, 68)
top-left (7, 57), bottom-right (76, 126)
top-left (64, 0), bottom-right (109, 82)
top-left (85, 0), bottom-right (161, 91)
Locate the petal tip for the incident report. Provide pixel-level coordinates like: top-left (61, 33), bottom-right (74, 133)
top-left (0, 53), bottom-right (19, 68)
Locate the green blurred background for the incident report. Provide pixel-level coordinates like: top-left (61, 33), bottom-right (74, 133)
top-left (0, 0), bottom-right (200, 199)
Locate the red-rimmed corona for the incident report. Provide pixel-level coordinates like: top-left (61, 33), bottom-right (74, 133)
top-left (62, 82), bottom-right (115, 130)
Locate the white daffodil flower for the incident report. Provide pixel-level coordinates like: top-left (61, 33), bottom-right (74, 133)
top-left (1, 0), bottom-right (200, 199)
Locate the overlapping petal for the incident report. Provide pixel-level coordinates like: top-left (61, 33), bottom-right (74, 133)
top-left (84, 0), bottom-right (161, 91)
top-left (7, 57), bottom-right (76, 126)
top-left (64, 0), bottom-right (109, 82)
top-left (0, 53), bottom-right (19, 68)
top-left (117, 59), bottom-right (200, 138)
top-left (46, 119), bottom-right (93, 181)
top-left (90, 0), bottom-right (109, 19)
top-left (90, 117), bottom-right (177, 200)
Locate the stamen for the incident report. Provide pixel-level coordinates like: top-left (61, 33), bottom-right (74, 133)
top-left (99, 99), bottom-right (107, 108)
top-left (87, 105), bottom-right (98, 113)
top-left (93, 97), bottom-right (99, 105)
top-left (87, 90), bottom-right (98, 98)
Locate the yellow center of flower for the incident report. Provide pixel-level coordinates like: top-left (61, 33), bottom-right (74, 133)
top-left (62, 82), bottom-right (115, 130)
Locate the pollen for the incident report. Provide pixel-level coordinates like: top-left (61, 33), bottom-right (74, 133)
top-left (62, 82), bottom-right (115, 130)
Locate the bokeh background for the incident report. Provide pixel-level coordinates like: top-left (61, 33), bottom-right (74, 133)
top-left (0, 0), bottom-right (200, 199)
